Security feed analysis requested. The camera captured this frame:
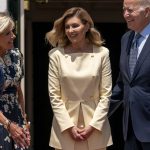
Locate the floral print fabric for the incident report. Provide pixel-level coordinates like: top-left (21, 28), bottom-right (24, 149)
top-left (0, 48), bottom-right (26, 150)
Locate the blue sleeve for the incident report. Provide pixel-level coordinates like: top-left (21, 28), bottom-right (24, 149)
top-left (111, 73), bottom-right (124, 100)
top-left (108, 73), bottom-right (124, 118)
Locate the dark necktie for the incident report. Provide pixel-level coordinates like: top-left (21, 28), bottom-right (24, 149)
top-left (129, 33), bottom-right (141, 76)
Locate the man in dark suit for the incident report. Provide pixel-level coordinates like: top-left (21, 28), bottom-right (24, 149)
top-left (110, 0), bottom-right (150, 150)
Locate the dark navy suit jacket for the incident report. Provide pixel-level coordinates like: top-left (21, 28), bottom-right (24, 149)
top-left (111, 30), bottom-right (150, 142)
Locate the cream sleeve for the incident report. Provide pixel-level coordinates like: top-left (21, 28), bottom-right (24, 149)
top-left (89, 48), bottom-right (112, 131)
top-left (48, 50), bottom-right (74, 132)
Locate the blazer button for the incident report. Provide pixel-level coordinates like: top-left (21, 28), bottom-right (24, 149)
top-left (91, 55), bottom-right (94, 58)
top-left (129, 83), bottom-right (133, 87)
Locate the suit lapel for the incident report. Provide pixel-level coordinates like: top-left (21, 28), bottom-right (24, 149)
top-left (132, 35), bottom-right (150, 78)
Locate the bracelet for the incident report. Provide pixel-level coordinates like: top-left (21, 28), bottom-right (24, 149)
top-left (3, 119), bottom-right (11, 130)
top-left (7, 120), bottom-right (12, 131)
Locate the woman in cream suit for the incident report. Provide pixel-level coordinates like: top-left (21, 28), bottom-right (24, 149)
top-left (46, 7), bottom-right (112, 150)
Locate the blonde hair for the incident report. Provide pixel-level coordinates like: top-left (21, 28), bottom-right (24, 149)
top-left (0, 13), bottom-right (14, 34)
top-left (46, 7), bottom-right (104, 47)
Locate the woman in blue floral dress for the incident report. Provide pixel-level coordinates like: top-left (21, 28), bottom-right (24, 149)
top-left (0, 13), bottom-right (30, 149)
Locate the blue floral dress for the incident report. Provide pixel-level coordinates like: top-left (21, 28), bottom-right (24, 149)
top-left (0, 48), bottom-right (26, 150)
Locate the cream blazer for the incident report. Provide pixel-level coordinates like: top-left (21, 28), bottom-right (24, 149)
top-left (48, 45), bottom-right (112, 150)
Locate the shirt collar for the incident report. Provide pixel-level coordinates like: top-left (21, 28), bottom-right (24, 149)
top-left (137, 22), bottom-right (150, 38)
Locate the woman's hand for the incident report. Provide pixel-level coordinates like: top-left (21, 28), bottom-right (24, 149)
top-left (68, 126), bottom-right (85, 141)
top-left (9, 122), bottom-right (30, 149)
top-left (23, 121), bottom-right (31, 146)
top-left (0, 112), bottom-right (30, 148)
top-left (79, 125), bottom-right (95, 139)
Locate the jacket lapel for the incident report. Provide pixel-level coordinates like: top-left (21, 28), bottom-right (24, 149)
top-left (132, 35), bottom-right (150, 78)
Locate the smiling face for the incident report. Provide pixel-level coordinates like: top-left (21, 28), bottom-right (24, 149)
top-left (0, 25), bottom-right (16, 52)
top-left (123, 0), bottom-right (150, 32)
top-left (65, 16), bottom-right (88, 46)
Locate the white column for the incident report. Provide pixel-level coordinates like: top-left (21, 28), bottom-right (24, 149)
top-left (20, 0), bottom-right (25, 97)
top-left (0, 0), bottom-right (7, 12)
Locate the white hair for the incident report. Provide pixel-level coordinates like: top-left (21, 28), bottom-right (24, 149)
top-left (137, 0), bottom-right (150, 7)
top-left (0, 13), bottom-right (14, 34)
